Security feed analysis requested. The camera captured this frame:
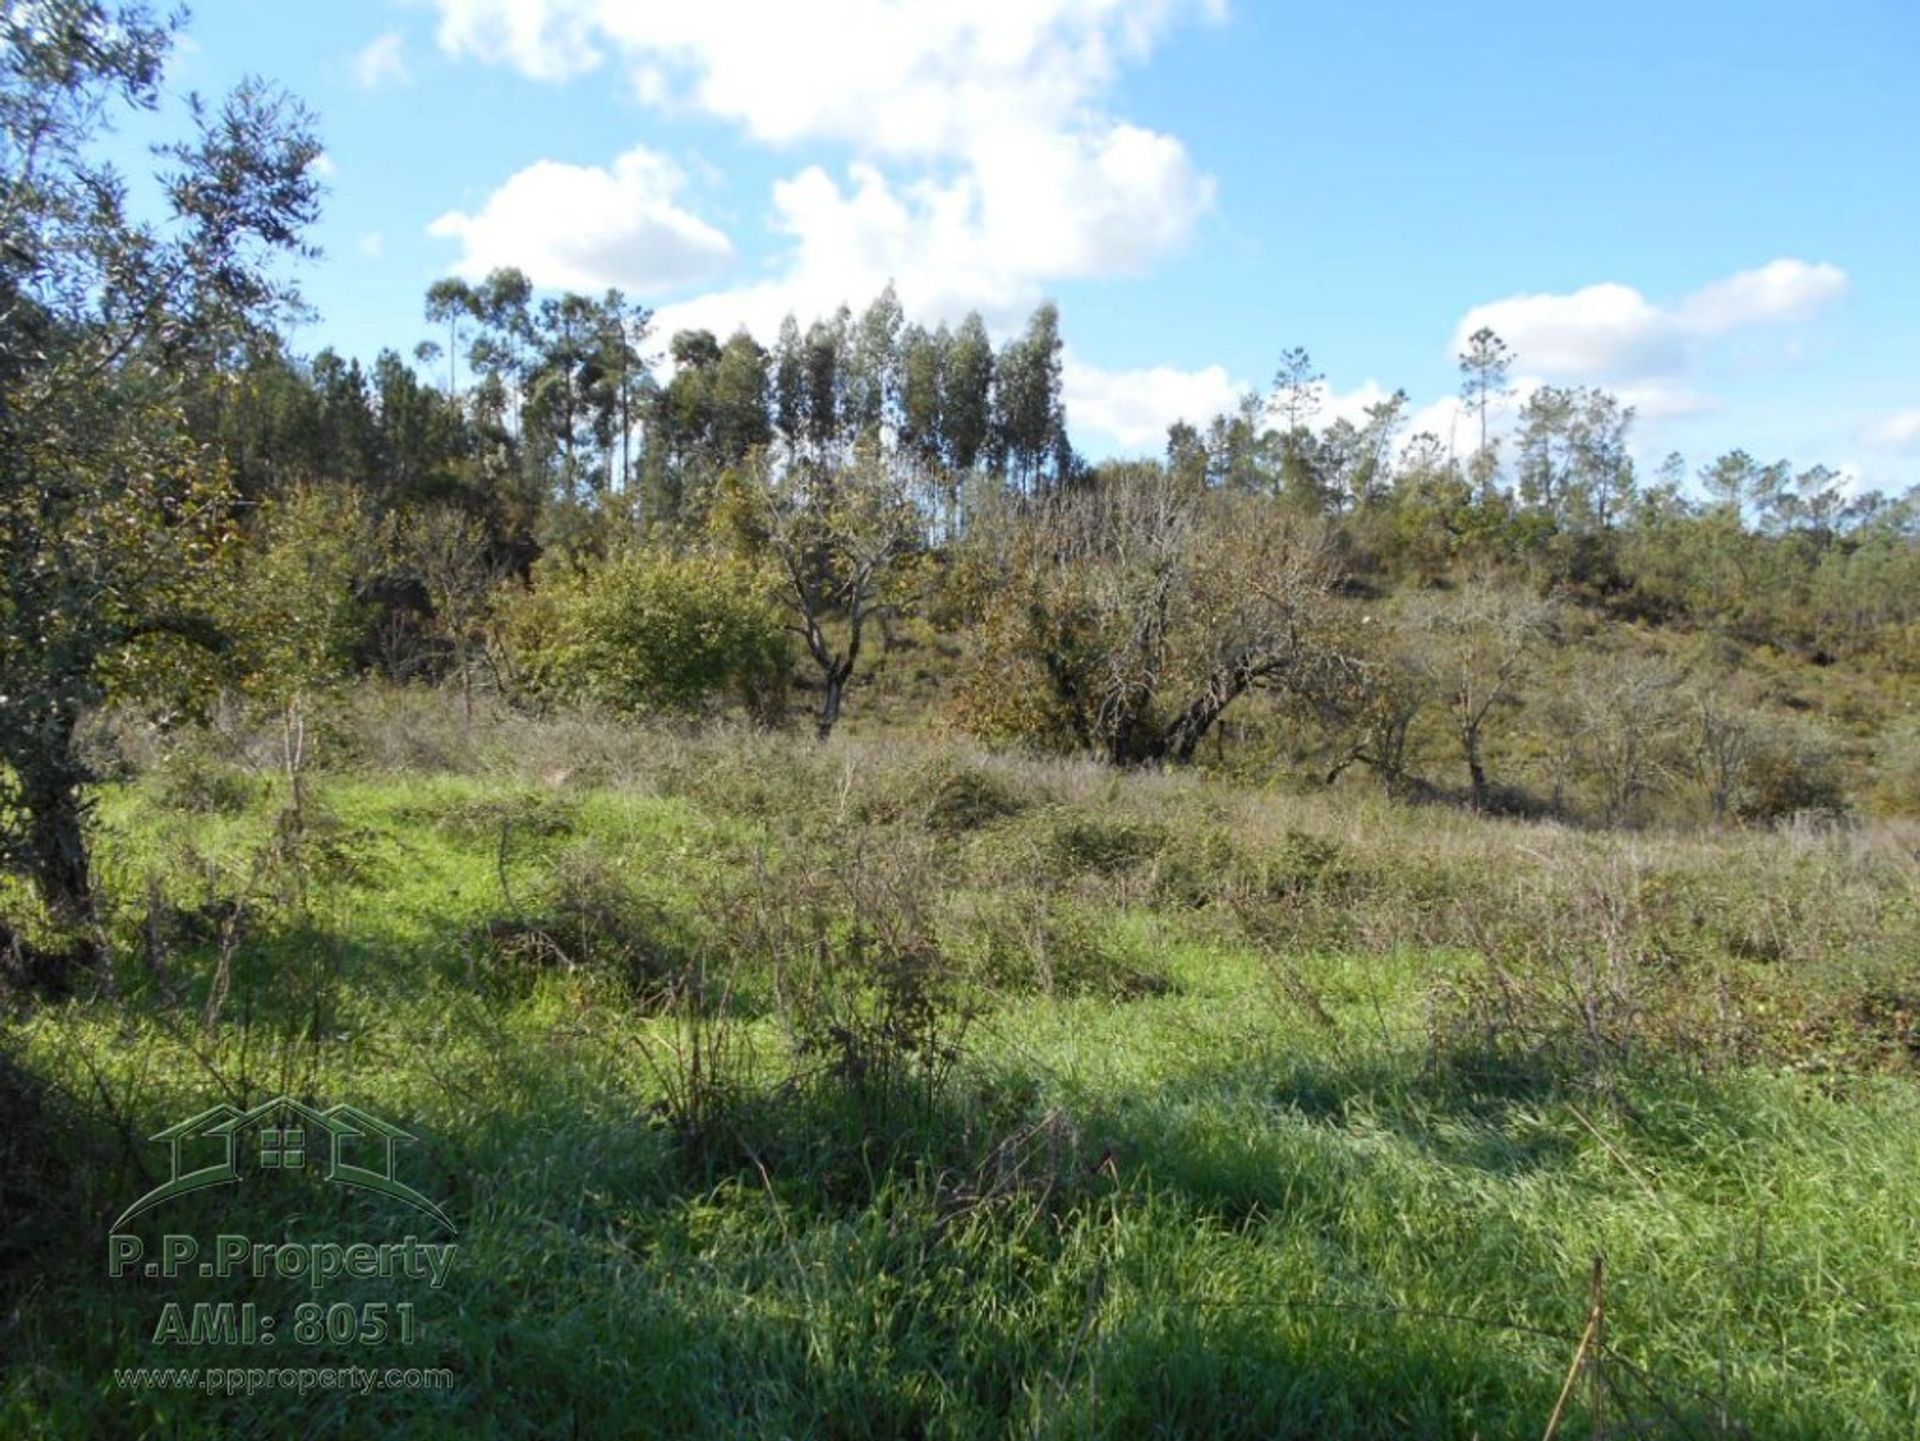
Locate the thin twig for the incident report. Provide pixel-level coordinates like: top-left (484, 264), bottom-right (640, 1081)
top-left (1542, 1257), bottom-right (1606, 1441)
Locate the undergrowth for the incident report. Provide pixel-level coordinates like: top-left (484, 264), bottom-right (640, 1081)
top-left (4, 696), bottom-right (1918, 1437)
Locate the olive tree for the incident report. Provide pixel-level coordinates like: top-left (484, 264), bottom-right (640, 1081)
top-left (1564, 653), bottom-right (1684, 825)
top-left (221, 484), bottom-right (381, 834)
top-left (741, 450), bottom-right (921, 740)
top-left (501, 546), bottom-right (789, 722)
top-left (0, 3), bottom-right (320, 949)
top-left (966, 463), bottom-right (1346, 766)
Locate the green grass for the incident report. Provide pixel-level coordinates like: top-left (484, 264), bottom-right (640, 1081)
top-left (5, 716), bottom-right (1919, 1437)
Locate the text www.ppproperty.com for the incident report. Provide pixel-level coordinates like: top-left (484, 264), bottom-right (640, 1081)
top-left (113, 1365), bottom-right (456, 1397)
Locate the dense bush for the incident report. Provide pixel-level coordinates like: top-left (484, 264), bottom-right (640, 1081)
top-left (1735, 716), bottom-right (1847, 821)
top-left (1873, 719), bottom-right (1920, 815)
top-left (502, 549), bottom-right (790, 721)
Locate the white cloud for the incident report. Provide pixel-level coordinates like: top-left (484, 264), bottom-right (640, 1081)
top-left (1832, 462), bottom-right (1872, 497)
top-left (1300, 378), bottom-right (1400, 432)
top-left (1453, 259), bottom-right (1848, 384)
top-left (427, 1), bottom-right (1233, 460)
top-left (1456, 283), bottom-right (1685, 380)
top-left (428, 146), bottom-right (734, 295)
top-left (352, 32), bottom-right (412, 89)
top-left (1445, 259), bottom-right (1848, 435)
top-left (643, 132), bottom-right (1211, 344)
top-left (1401, 374), bottom-right (1549, 462)
top-left (1864, 407), bottom-right (1920, 453)
top-left (1060, 361), bottom-right (1409, 456)
top-left (430, 0), bottom-right (603, 82)
top-left (1063, 351), bottom-right (1250, 452)
top-left (1611, 383), bottom-right (1715, 422)
top-left (164, 31), bottom-right (202, 82)
top-left (428, 0), bottom-right (1219, 335)
top-left (429, 1), bottom-right (1224, 157)
top-left (1401, 393), bottom-right (1481, 460)
top-left (308, 151), bottom-right (338, 179)
top-left (357, 232), bottom-right (386, 260)
top-left (1677, 259), bottom-right (1848, 334)
top-left (1398, 370), bottom-right (1713, 467)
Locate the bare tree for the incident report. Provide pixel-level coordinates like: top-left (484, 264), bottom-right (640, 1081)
top-left (754, 451), bottom-right (921, 740)
top-left (1568, 654), bottom-right (1683, 824)
top-left (1405, 581), bottom-right (1553, 810)
top-left (1313, 645), bottom-right (1428, 793)
top-left (996, 464), bottom-right (1346, 765)
top-left (1683, 674), bottom-right (1762, 823)
top-left (395, 506), bottom-right (511, 723)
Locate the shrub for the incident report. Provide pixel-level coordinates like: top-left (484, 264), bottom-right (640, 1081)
top-left (1150, 825), bottom-right (1244, 909)
top-left (148, 750), bottom-right (259, 816)
top-left (1047, 812), bottom-right (1166, 876)
top-left (942, 892), bottom-right (1172, 999)
top-left (432, 791), bottom-right (578, 846)
top-left (1870, 719), bottom-right (1920, 817)
top-left (0, 1052), bottom-right (104, 1284)
top-left (923, 762), bottom-right (1031, 836)
top-left (704, 841), bottom-right (973, 1131)
top-left (950, 612), bottom-right (1083, 754)
top-left (479, 847), bottom-right (698, 1003)
top-left (502, 549), bottom-right (790, 721)
top-left (1735, 718), bottom-right (1846, 822)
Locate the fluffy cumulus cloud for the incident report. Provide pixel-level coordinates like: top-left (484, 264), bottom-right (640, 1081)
top-left (1677, 259), bottom-right (1849, 334)
top-left (428, 0), bottom-right (1224, 154)
top-left (1864, 407), bottom-right (1920, 453)
top-left (1062, 352), bottom-right (1249, 453)
top-left (1437, 259), bottom-right (1849, 451)
top-left (352, 32), bottom-right (411, 88)
top-left (426, 0), bottom-right (1220, 334)
top-left (1397, 373), bottom-right (1715, 467)
top-left (1452, 259), bottom-right (1848, 384)
top-left (428, 146), bottom-right (735, 295)
top-left (1400, 392), bottom-right (1483, 459)
top-left (1061, 361), bottom-right (1412, 456)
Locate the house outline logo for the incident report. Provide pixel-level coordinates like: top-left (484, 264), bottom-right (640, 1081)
top-left (111, 1096), bottom-right (455, 1234)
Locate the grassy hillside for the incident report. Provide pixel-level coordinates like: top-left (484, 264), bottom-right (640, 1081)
top-left (5, 698), bottom-right (1919, 1437)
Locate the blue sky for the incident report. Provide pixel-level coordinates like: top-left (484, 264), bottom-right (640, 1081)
top-left (139, 0), bottom-right (1920, 488)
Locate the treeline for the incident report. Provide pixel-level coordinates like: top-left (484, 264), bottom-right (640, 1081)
top-left (195, 270), bottom-right (1920, 681)
top-left (197, 276), bottom-right (1075, 554)
top-left (177, 272), bottom-right (1920, 825)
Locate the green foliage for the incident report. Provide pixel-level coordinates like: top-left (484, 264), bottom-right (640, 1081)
top-left (1046, 812), bottom-right (1167, 876)
top-left (502, 547), bottom-right (789, 720)
top-left (0, 3), bottom-right (320, 929)
top-left (1733, 716), bottom-right (1847, 822)
top-left (747, 448), bottom-right (924, 738)
top-left (949, 599), bottom-right (1085, 751)
top-left (223, 483), bottom-right (382, 705)
top-left (955, 472), bottom-right (1342, 765)
top-left (9, 726), bottom-right (1920, 1436)
top-left (147, 748), bottom-right (260, 816)
top-left (921, 761), bottom-right (1031, 836)
top-left (943, 891), bottom-right (1172, 998)
top-left (1871, 719), bottom-right (1920, 815)
top-left (479, 844), bottom-right (700, 1004)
